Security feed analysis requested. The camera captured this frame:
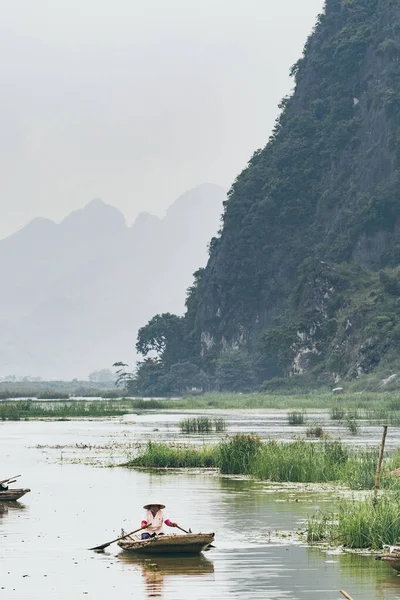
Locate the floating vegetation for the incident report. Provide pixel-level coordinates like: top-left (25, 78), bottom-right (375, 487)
top-left (179, 416), bottom-right (226, 434)
top-left (288, 411), bottom-right (306, 425)
top-left (306, 424), bottom-right (324, 438)
top-left (345, 411), bottom-right (359, 435)
top-left (330, 406), bottom-right (345, 421)
top-left (214, 418), bottom-right (226, 432)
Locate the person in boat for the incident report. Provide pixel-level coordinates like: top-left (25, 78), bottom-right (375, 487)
top-left (141, 503), bottom-right (177, 539)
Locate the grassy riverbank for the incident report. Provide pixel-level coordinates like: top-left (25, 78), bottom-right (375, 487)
top-left (146, 391), bottom-right (400, 412)
top-left (0, 400), bottom-right (131, 420)
top-left (124, 434), bottom-right (400, 489)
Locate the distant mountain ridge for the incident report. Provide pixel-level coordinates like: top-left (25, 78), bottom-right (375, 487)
top-left (0, 183), bottom-right (225, 378)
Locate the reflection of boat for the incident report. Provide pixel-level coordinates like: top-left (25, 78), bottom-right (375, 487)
top-left (118, 532), bottom-right (215, 555)
top-left (119, 551), bottom-right (214, 598)
top-left (119, 552), bottom-right (215, 575)
top-left (0, 489), bottom-right (31, 501)
top-left (376, 545), bottom-right (400, 572)
top-left (0, 501), bottom-right (27, 516)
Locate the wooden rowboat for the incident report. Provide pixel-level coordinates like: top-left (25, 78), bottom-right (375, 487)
top-left (376, 545), bottom-right (400, 572)
top-left (0, 489), bottom-right (30, 501)
top-left (118, 532), bottom-right (215, 555)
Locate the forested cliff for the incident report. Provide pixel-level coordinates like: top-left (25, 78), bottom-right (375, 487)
top-left (132, 0), bottom-right (400, 394)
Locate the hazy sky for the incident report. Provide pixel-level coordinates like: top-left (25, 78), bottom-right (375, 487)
top-left (0, 0), bottom-right (324, 239)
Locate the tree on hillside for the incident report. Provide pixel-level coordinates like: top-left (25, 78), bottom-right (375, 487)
top-left (215, 350), bottom-right (256, 392)
top-left (131, 358), bottom-right (169, 397)
top-left (136, 313), bottom-right (187, 367)
top-left (167, 361), bottom-right (209, 394)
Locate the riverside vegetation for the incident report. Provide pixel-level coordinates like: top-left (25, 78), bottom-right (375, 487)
top-left (125, 434), bottom-right (400, 490)
top-left (126, 432), bottom-right (400, 549)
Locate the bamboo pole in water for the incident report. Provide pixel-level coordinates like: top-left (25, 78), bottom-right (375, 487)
top-left (373, 425), bottom-right (388, 507)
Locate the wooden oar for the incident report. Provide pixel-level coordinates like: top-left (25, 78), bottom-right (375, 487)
top-left (340, 590), bottom-right (354, 600)
top-left (175, 524), bottom-right (190, 534)
top-left (0, 475), bottom-right (20, 485)
top-left (175, 524), bottom-right (215, 549)
top-left (89, 525), bottom-right (147, 551)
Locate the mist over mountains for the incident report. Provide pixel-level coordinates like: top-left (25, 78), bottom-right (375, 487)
top-left (0, 183), bottom-right (225, 379)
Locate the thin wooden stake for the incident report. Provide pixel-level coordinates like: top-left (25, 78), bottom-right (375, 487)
top-left (340, 590), bottom-right (353, 600)
top-left (373, 425), bottom-right (388, 507)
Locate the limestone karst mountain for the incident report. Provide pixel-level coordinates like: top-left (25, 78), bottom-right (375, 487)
top-left (0, 184), bottom-right (225, 379)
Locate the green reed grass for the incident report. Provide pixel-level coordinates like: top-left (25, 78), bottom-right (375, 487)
top-left (124, 434), bottom-right (399, 489)
top-left (0, 400), bottom-right (129, 420)
top-left (330, 405), bottom-right (345, 420)
top-left (179, 416), bottom-right (226, 434)
top-left (179, 417), bottom-right (212, 433)
top-left (288, 411), bottom-right (306, 425)
top-left (125, 441), bottom-right (217, 468)
top-left (307, 494), bottom-right (400, 549)
top-left (306, 424), bottom-right (324, 438)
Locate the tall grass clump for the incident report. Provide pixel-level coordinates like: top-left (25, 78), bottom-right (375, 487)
top-left (214, 418), bottom-right (226, 432)
top-left (125, 441), bottom-right (217, 468)
top-left (288, 411), bottom-right (306, 425)
top-left (218, 434), bottom-right (262, 474)
top-left (307, 494), bottom-right (400, 549)
top-left (345, 410), bottom-right (359, 435)
top-left (306, 424), bottom-right (324, 438)
top-left (330, 405), bottom-right (345, 421)
top-left (179, 416), bottom-right (226, 434)
top-left (253, 440), bottom-right (348, 483)
top-left (179, 417), bottom-right (213, 433)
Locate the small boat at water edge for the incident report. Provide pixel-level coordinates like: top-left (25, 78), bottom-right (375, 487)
top-left (118, 532), bottom-right (215, 555)
top-left (376, 545), bottom-right (400, 572)
top-left (0, 489), bottom-right (31, 501)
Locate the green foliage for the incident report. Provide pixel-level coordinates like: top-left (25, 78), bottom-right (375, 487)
top-left (167, 361), bottom-right (208, 394)
top-left (306, 424), bottom-right (324, 438)
top-left (288, 411), bottom-right (306, 425)
top-left (0, 400), bottom-right (129, 420)
top-left (307, 494), bottom-right (400, 549)
top-left (330, 405), bottom-right (345, 420)
top-left (179, 417), bottom-right (226, 434)
top-left (218, 434), bottom-right (263, 475)
top-left (136, 313), bottom-right (186, 366)
top-left (131, 435), bottom-right (392, 487)
top-left (126, 441), bottom-right (216, 468)
top-left (215, 350), bottom-right (256, 392)
top-left (130, 359), bottom-right (169, 397)
top-left (36, 391), bottom-right (69, 400)
top-left (159, 0), bottom-right (400, 388)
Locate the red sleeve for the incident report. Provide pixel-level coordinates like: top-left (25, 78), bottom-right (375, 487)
top-left (141, 520), bottom-right (148, 527)
top-left (164, 519), bottom-right (173, 527)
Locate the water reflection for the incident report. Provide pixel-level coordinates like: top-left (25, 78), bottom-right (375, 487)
top-left (0, 500), bottom-right (27, 518)
top-left (118, 553), bottom-right (214, 598)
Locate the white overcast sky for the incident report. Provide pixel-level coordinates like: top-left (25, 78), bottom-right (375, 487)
top-left (0, 0), bottom-right (324, 239)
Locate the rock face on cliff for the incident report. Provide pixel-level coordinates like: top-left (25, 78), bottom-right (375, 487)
top-left (184, 0), bottom-right (400, 383)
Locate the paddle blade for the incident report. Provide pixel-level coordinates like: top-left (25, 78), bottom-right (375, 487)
top-left (89, 542), bottom-right (109, 551)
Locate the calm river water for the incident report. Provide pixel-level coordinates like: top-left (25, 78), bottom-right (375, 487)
top-left (1, 416), bottom-right (400, 600)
